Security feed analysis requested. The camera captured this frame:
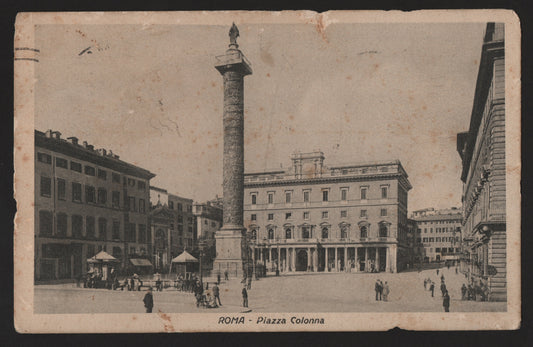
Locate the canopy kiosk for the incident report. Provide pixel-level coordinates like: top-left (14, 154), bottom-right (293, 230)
top-left (86, 251), bottom-right (120, 288)
top-left (170, 251), bottom-right (199, 278)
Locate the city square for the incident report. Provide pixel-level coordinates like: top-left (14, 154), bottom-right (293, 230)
top-left (34, 267), bottom-right (505, 314)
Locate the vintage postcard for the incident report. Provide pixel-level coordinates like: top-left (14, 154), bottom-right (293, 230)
top-left (14, 10), bottom-right (521, 332)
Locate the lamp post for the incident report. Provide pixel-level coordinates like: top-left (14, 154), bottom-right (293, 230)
top-left (275, 236), bottom-right (280, 276)
top-left (198, 240), bottom-right (206, 285)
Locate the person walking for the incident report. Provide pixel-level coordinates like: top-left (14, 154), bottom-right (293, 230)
top-left (242, 286), bottom-right (248, 308)
top-left (212, 283), bottom-right (222, 306)
top-left (375, 279), bottom-right (382, 301)
top-left (436, 269), bottom-right (439, 275)
top-left (440, 282), bottom-right (447, 297)
top-left (382, 282), bottom-right (390, 302)
top-left (247, 276), bottom-right (252, 290)
top-left (424, 278), bottom-right (427, 290)
top-left (455, 267), bottom-right (458, 275)
top-left (461, 284), bottom-right (467, 300)
top-left (224, 270), bottom-right (229, 281)
top-left (217, 273), bottom-right (221, 285)
top-left (143, 287), bottom-right (154, 313)
top-left (443, 290), bottom-right (450, 312)
top-left (430, 281), bottom-right (435, 297)
top-left (194, 281), bottom-right (204, 308)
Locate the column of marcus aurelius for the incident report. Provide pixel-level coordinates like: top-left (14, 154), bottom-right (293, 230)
top-left (213, 23), bottom-right (252, 277)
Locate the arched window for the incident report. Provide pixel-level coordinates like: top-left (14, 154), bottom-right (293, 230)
top-left (360, 226), bottom-right (368, 238)
top-left (302, 226), bottom-right (310, 239)
top-left (379, 224), bottom-right (388, 238)
top-left (340, 226), bottom-right (348, 239)
top-left (321, 227), bottom-right (329, 239)
top-left (285, 228), bottom-right (292, 239)
top-left (268, 229), bottom-right (274, 239)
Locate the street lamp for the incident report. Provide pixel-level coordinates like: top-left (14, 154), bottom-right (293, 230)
top-left (198, 240), bottom-right (206, 285)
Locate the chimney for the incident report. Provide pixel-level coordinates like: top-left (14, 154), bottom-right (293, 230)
top-left (51, 131), bottom-right (61, 140)
top-left (67, 137), bottom-right (78, 145)
top-left (83, 141), bottom-right (88, 148)
top-left (45, 129), bottom-right (53, 138)
top-left (87, 145), bottom-right (94, 151)
top-left (97, 148), bottom-right (107, 156)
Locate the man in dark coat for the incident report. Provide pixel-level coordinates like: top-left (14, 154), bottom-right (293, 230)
top-left (242, 286), bottom-right (248, 308)
top-left (143, 287), bottom-right (154, 313)
top-left (430, 281), bottom-right (435, 297)
top-left (375, 279), bottom-right (382, 301)
top-left (443, 290), bottom-right (450, 312)
top-left (212, 283), bottom-right (222, 306)
top-left (440, 282), bottom-right (447, 297)
top-left (194, 281), bottom-right (204, 307)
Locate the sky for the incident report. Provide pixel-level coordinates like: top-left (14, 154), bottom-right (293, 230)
top-left (35, 22), bottom-right (487, 213)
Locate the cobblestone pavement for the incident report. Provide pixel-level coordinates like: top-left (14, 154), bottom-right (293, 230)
top-left (34, 266), bottom-right (506, 314)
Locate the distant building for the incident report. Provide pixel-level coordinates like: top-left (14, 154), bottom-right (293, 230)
top-left (149, 187), bottom-right (196, 271)
top-left (410, 208), bottom-right (462, 263)
top-left (243, 151), bottom-right (412, 273)
top-left (35, 129), bottom-right (155, 281)
top-left (193, 198), bottom-right (223, 242)
top-left (457, 22), bottom-right (506, 301)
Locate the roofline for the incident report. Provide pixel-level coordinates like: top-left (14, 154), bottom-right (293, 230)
top-left (35, 130), bottom-right (156, 180)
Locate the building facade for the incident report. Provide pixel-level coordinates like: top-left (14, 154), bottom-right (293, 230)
top-left (35, 129), bottom-right (155, 281)
top-left (243, 151), bottom-right (412, 274)
top-left (149, 187), bottom-right (196, 272)
top-left (410, 208), bottom-right (462, 263)
top-left (457, 22), bottom-right (506, 301)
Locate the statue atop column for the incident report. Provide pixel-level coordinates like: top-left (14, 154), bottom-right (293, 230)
top-left (229, 23), bottom-right (240, 47)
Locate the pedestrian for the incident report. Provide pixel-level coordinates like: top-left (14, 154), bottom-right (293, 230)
top-left (467, 284), bottom-right (474, 300)
top-left (441, 274), bottom-right (445, 283)
top-left (194, 281), bottom-right (204, 308)
top-left (455, 267), bottom-right (458, 275)
top-left (217, 273), bottom-right (221, 285)
top-left (440, 282), bottom-right (447, 297)
top-left (374, 279), bottom-right (382, 301)
top-left (430, 281), bottom-right (435, 297)
top-left (424, 278), bottom-right (427, 290)
top-left (212, 283), bottom-right (222, 306)
top-left (247, 276), bottom-right (252, 290)
top-left (143, 287), bottom-right (154, 313)
top-left (383, 282), bottom-right (390, 302)
top-left (378, 280), bottom-right (383, 300)
top-left (224, 270), bottom-right (229, 281)
top-left (436, 269), bottom-right (439, 275)
top-left (461, 284), bottom-right (467, 300)
top-left (443, 290), bottom-right (450, 312)
top-left (242, 286), bottom-right (248, 308)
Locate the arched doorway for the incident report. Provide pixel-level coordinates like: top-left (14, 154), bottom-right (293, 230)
top-left (296, 249), bottom-right (308, 271)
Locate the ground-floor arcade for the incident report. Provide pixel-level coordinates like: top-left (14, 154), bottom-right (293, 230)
top-left (250, 242), bottom-right (402, 274)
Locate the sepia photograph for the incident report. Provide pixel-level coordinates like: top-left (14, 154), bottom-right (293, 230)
top-left (13, 10), bottom-right (521, 332)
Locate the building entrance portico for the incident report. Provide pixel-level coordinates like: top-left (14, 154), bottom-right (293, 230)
top-left (296, 249), bottom-right (308, 271)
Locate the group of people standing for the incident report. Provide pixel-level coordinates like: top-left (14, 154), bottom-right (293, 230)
top-left (461, 280), bottom-right (490, 301)
top-left (374, 279), bottom-right (390, 301)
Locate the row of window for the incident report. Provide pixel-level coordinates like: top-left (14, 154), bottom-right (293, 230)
top-left (250, 186), bottom-right (389, 205)
top-left (168, 200), bottom-right (193, 213)
top-left (422, 227), bottom-right (460, 234)
top-left (38, 210), bottom-right (149, 243)
top-left (422, 237), bottom-right (460, 243)
top-left (428, 247), bottom-right (461, 253)
top-left (417, 219), bottom-right (461, 225)
top-left (40, 176), bottom-right (146, 213)
top-left (37, 152), bottom-right (147, 190)
top-left (249, 223), bottom-right (390, 240)
top-left (250, 208), bottom-right (388, 222)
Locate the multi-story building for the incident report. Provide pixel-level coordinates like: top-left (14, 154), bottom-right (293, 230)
top-left (35, 129), bottom-right (155, 281)
top-left (457, 22), bottom-right (506, 301)
top-left (243, 151), bottom-right (412, 273)
top-left (192, 198), bottom-right (223, 266)
top-left (193, 199), bottom-right (223, 242)
top-left (410, 208), bottom-right (462, 263)
top-left (149, 187), bottom-right (196, 271)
